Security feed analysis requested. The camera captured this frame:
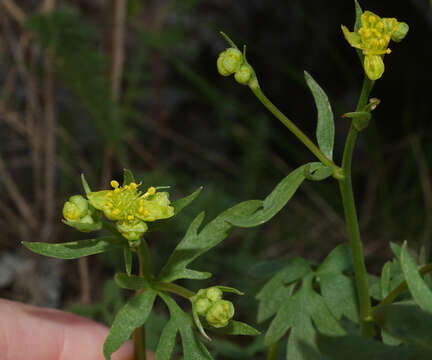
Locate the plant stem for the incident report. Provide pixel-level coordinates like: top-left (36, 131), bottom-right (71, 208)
top-left (250, 85), bottom-right (340, 174)
top-left (137, 239), bottom-right (152, 281)
top-left (266, 340), bottom-right (281, 360)
top-left (153, 281), bottom-right (195, 299)
top-left (134, 240), bottom-right (152, 360)
top-left (375, 262), bottom-right (432, 309)
top-left (133, 326), bottom-right (146, 360)
top-left (338, 76), bottom-right (374, 337)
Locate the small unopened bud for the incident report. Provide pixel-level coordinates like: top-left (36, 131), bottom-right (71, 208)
top-left (234, 64), bottom-right (253, 85)
top-left (195, 298), bottom-right (212, 316)
top-left (391, 22), bottom-right (409, 42)
top-left (116, 219), bottom-right (148, 242)
top-left (217, 48), bottom-right (243, 76)
top-left (206, 287), bottom-right (223, 302)
top-left (205, 300), bottom-right (234, 328)
top-left (364, 55), bottom-right (384, 81)
top-left (63, 195), bottom-right (89, 221)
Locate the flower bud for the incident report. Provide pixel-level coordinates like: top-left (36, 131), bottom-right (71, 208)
top-left (234, 64), bottom-right (253, 85)
top-left (391, 22), bottom-right (409, 42)
top-left (206, 286), bottom-right (223, 302)
top-left (364, 55), bottom-right (385, 81)
top-left (205, 300), bottom-right (234, 328)
top-left (195, 298), bottom-right (212, 316)
top-left (217, 48), bottom-right (243, 76)
top-left (63, 195), bottom-right (89, 221)
top-left (116, 219), bottom-right (148, 242)
top-left (217, 54), bottom-right (231, 76)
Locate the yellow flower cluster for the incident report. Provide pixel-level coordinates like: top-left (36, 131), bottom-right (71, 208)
top-left (342, 11), bottom-right (408, 80)
top-left (87, 180), bottom-right (174, 242)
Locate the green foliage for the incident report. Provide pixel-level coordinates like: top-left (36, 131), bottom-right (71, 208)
top-left (158, 293), bottom-right (214, 360)
top-left (304, 72), bottom-right (335, 160)
top-left (104, 290), bottom-right (157, 359)
top-left (229, 165), bottom-right (307, 228)
top-left (400, 243), bottom-right (432, 312)
top-left (157, 200), bottom-right (262, 282)
top-left (23, 236), bottom-right (125, 259)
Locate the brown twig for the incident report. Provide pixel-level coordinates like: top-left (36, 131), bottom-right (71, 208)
top-left (101, 0), bottom-right (127, 185)
top-left (41, 0), bottom-right (56, 242)
top-left (1, 0), bottom-right (27, 24)
top-left (0, 153), bottom-right (37, 229)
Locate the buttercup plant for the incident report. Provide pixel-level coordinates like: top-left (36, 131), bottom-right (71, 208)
top-left (22, 1), bottom-right (432, 359)
top-left (24, 170), bottom-right (260, 359)
top-left (215, 2), bottom-right (432, 359)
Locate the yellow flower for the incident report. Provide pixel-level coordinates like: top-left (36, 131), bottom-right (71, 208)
top-left (341, 11), bottom-right (408, 80)
top-left (87, 180), bottom-right (174, 241)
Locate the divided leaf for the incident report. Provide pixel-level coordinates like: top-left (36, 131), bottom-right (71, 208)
top-left (159, 293), bottom-right (214, 359)
top-left (373, 304), bottom-right (432, 351)
top-left (304, 71), bottom-right (335, 160)
top-left (320, 273), bottom-right (359, 323)
top-left (114, 273), bottom-right (149, 290)
top-left (103, 289), bottom-right (157, 360)
top-left (228, 165), bottom-right (307, 228)
top-left (316, 244), bottom-right (354, 276)
top-left (256, 256), bottom-right (311, 323)
top-left (156, 319), bottom-right (178, 360)
top-left (210, 320), bottom-right (260, 336)
top-left (317, 333), bottom-right (430, 360)
top-left (265, 274), bottom-right (344, 359)
top-left (172, 187), bottom-right (203, 215)
top-left (23, 236), bottom-right (125, 259)
top-left (158, 200), bottom-right (262, 283)
top-left (400, 243), bottom-right (432, 312)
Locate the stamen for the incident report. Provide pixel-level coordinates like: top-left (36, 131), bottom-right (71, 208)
top-left (110, 180), bottom-right (119, 189)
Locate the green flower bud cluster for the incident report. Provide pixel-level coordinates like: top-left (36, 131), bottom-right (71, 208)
top-left (192, 287), bottom-right (234, 328)
top-left (62, 195), bottom-right (102, 232)
top-left (217, 48), bottom-right (256, 87)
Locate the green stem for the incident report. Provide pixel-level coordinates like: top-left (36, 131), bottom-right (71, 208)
top-left (133, 326), bottom-right (146, 360)
top-left (375, 262), bottom-right (432, 309)
top-left (153, 282), bottom-right (195, 299)
top-left (137, 239), bottom-right (152, 281)
top-left (266, 340), bottom-right (281, 360)
top-left (250, 85), bottom-right (340, 174)
top-left (134, 240), bottom-right (152, 360)
top-left (338, 77), bottom-right (374, 337)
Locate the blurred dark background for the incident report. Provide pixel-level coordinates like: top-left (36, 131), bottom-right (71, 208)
top-left (0, 0), bottom-right (431, 358)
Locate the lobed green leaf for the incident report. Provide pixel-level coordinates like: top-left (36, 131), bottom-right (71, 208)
top-left (400, 243), bottom-right (432, 312)
top-left (158, 200), bottom-right (262, 283)
top-left (317, 333), bottom-right (430, 360)
top-left (23, 236), bottom-right (125, 259)
top-left (210, 320), bottom-right (260, 336)
top-left (304, 72), bottom-right (335, 160)
top-left (159, 293), bottom-right (214, 359)
top-left (229, 165), bottom-right (307, 228)
top-left (114, 273), bottom-right (149, 290)
top-left (320, 273), bottom-right (359, 323)
top-left (156, 319), bottom-right (178, 360)
top-left (373, 304), bottom-right (432, 351)
top-left (316, 244), bottom-right (354, 276)
top-left (256, 256), bottom-right (311, 323)
top-left (103, 290), bottom-right (157, 359)
top-left (172, 187), bottom-right (203, 215)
